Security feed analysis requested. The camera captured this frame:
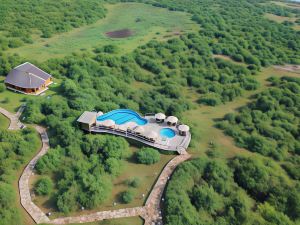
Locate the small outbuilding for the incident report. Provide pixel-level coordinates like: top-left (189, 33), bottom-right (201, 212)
top-left (77, 111), bottom-right (97, 131)
top-left (155, 113), bottom-right (166, 123)
top-left (178, 124), bottom-right (190, 136)
top-left (5, 62), bottom-right (53, 95)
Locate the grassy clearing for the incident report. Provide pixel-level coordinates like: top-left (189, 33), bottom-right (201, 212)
top-left (271, 1), bottom-right (300, 9)
top-left (264, 13), bottom-right (297, 23)
top-left (264, 13), bottom-right (300, 30)
top-left (0, 113), bottom-right (9, 129)
top-left (212, 54), bottom-right (248, 67)
top-left (29, 146), bottom-right (174, 219)
top-left (7, 3), bottom-right (198, 61)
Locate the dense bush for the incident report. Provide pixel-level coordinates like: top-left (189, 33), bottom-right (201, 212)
top-left (34, 177), bottom-right (53, 196)
top-left (136, 147), bottom-right (160, 165)
top-left (164, 156), bottom-right (299, 225)
top-left (0, 0), bottom-right (106, 49)
top-left (0, 128), bottom-right (40, 225)
top-left (120, 190), bottom-right (134, 204)
top-left (217, 76), bottom-right (300, 179)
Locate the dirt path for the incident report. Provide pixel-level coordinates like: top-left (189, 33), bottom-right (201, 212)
top-left (0, 106), bottom-right (191, 225)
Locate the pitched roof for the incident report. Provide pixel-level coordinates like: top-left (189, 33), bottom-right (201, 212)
top-left (5, 62), bottom-right (52, 89)
top-left (77, 111), bottom-right (97, 125)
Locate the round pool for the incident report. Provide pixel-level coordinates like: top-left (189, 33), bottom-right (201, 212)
top-left (160, 128), bottom-right (176, 138)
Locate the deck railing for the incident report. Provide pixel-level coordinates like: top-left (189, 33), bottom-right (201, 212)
top-left (90, 125), bottom-right (190, 152)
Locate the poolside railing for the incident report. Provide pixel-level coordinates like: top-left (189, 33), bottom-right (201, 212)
top-left (90, 125), bottom-right (187, 151)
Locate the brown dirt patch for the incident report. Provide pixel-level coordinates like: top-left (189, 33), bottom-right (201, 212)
top-left (105, 29), bottom-right (134, 38)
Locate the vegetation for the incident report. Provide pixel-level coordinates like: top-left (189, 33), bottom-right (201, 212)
top-left (0, 0), bottom-right (106, 49)
top-left (217, 76), bottom-right (300, 178)
top-left (120, 190), bottom-right (135, 204)
top-left (0, 128), bottom-right (40, 225)
top-left (8, 3), bottom-right (198, 60)
top-left (164, 156), bottom-right (299, 225)
top-left (34, 177), bottom-right (53, 196)
top-left (135, 147), bottom-right (161, 165)
top-left (0, 0), bottom-right (299, 224)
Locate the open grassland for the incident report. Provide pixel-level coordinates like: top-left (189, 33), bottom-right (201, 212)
top-left (7, 3), bottom-right (198, 61)
top-left (0, 113), bottom-right (9, 129)
top-left (29, 146), bottom-right (174, 220)
top-left (183, 66), bottom-right (300, 159)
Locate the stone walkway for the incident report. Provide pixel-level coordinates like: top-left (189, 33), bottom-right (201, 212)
top-left (0, 106), bottom-right (191, 225)
top-left (19, 125), bottom-right (51, 224)
top-left (0, 106), bottom-right (24, 130)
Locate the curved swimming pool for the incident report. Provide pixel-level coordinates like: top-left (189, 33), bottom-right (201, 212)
top-left (97, 109), bottom-right (148, 125)
top-left (160, 128), bottom-right (176, 138)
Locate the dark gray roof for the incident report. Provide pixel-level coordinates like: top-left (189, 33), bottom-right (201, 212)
top-left (5, 62), bottom-right (52, 89)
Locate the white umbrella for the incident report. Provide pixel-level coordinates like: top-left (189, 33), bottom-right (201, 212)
top-left (123, 121), bottom-right (137, 130)
top-left (147, 131), bottom-right (158, 140)
top-left (178, 124), bottom-right (190, 132)
top-left (103, 119), bottom-right (115, 127)
top-left (155, 113), bottom-right (166, 120)
top-left (134, 126), bottom-right (145, 134)
top-left (166, 116), bottom-right (178, 124)
top-left (97, 111), bottom-right (103, 117)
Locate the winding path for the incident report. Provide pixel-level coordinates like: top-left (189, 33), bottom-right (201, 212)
top-left (0, 106), bottom-right (191, 225)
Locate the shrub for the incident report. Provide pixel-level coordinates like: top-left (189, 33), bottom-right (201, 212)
top-left (136, 147), bottom-right (160, 165)
top-left (0, 83), bottom-right (5, 92)
top-left (120, 190), bottom-right (134, 204)
top-left (34, 177), bottom-right (53, 196)
top-left (126, 177), bottom-right (141, 188)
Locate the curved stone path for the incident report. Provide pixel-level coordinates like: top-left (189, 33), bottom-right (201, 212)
top-left (0, 106), bottom-right (191, 225)
top-left (0, 106), bottom-right (24, 130)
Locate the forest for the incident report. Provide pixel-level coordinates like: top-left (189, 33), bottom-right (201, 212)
top-left (0, 0), bottom-right (299, 224)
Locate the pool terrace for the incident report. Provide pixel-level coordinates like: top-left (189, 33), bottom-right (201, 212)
top-left (77, 110), bottom-right (191, 154)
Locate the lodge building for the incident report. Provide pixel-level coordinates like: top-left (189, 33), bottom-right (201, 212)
top-left (4, 62), bottom-right (53, 95)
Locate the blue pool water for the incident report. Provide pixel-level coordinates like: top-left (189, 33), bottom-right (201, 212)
top-left (160, 128), bottom-right (176, 138)
top-left (97, 109), bottom-right (148, 125)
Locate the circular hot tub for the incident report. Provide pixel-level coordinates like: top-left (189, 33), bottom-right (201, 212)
top-left (160, 128), bottom-right (176, 138)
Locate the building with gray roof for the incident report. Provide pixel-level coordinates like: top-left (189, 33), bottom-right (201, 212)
top-left (5, 62), bottom-right (53, 95)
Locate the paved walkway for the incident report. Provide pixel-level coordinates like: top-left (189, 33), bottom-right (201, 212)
top-left (0, 106), bottom-right (24, 130)
top-left (0, 106), bottom-right (191, 225)
top-left (19, 125), bottom-right (51, 224)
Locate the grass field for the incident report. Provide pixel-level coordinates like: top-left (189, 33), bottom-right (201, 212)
top-left (29, 146), bottom-right (174, 220)
top-left (0, 113), bottom-right (9, 129)
top-left (7, 3), bottom-right (198, 61)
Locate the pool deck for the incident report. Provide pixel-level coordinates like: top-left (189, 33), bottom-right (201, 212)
top-left (81, 113), bottom-right (191, 154)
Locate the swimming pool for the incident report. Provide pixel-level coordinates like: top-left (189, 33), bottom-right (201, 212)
top-left (160, 128), bottom-right (176, 138)
top-left (97, 109), bottom-right (148, 125)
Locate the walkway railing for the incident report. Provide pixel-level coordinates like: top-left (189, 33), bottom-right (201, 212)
top-left (90, 126), bottom-right (190, 152)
